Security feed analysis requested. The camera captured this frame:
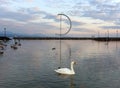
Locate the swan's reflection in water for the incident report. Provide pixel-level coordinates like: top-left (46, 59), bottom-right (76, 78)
top-left (57, 74), bottom-right (75, 88)
top-left (69, 76), bottom-right (75, 88)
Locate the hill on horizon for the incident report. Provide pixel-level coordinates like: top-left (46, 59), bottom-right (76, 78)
top-left (0, 31), bottom-right (47, 37)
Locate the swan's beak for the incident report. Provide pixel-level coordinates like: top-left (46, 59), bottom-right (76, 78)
top-left (74, 62), bottom-right (76, 64)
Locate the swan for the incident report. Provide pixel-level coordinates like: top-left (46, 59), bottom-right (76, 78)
top-left (54, 61), bottom-right (76, 75)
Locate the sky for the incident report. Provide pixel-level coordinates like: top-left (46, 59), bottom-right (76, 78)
top-left (0, 0), bottom-right (120, 37)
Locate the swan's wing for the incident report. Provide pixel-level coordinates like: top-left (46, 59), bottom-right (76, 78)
top-left (55, 68), bottom-right (71, 74)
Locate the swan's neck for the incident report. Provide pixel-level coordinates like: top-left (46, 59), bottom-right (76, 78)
top-left (70, 63), bottom-right (74, 73)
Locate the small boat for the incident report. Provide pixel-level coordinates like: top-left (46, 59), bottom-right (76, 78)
top-left (0, 51), bottom-right (4, 54)
top-left (11, 45), bottom-right (18, 49)
top-left (52, 47), bottom-right (56, 50)
top-left (0, 45), bottom-right (4, 50)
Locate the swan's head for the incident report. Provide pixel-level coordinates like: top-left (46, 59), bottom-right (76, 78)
top-left (71, 61), bottom-right (76, 65)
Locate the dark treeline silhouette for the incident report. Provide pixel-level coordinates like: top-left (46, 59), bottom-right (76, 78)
top-left (0, 36), bottom-right (10, 40)
top-left (1, 36), bottom-right (120, 41)
top-left (13, 36), bottom-right (120, 41)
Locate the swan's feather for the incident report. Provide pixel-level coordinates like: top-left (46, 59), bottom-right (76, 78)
top-left (55, 68), bottom-right (74, 75)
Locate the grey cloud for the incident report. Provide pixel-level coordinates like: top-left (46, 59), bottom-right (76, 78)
top-left (92, 22), bottom-right (102, 24)
top-left (72, 21), bottom-right (86, 26)
top-left (0, 7), bottom-right (58, 22)
top-left (18, 8), bottom-right (47, 15)
top-left (70, 0), bottom-right (120, 23)
top-left (73, 28), bottom-right (94, 32)
top-left (43, 14), bottom-right (55, 19)
top-left (100, 26), bottom-right (120, 29)
top-left (0, 6), bottom-right (59, 34)
top-left (44, 13), bottom-right (86, 26)
top-left (43, 13), bottom-right (86, 26)
top-left (0, 18), bottom-right (58, 34)
top-left (43, 14), bottom-right (59, 22)
top-left (0, 7), bottom-right (38, 22)
top-left (114, 19), bottom-right (120, 25)
top-left (82, 11), bottom-right (110, 21)
top-left (0, 0), bottom-right (10, 4)
top-left (43, 13), bottom-right (83, 26)
top-left (44, 0), bottom-right (73, 9)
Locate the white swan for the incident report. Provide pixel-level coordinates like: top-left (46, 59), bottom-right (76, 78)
top-left (54, 61), bottom-right (76, 75)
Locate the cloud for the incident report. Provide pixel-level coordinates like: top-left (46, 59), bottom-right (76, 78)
top-left (43, 13), bottom-right (86, 27)
top-left (11, 0), bottom-right (34, 3)
top-left (69, 0), bottom-right (120, 23)
top-left (43, 14), bottom-right (58, 22)
top-left (0, 6), bottom-right (57, 23)
top-left (92, 22), bottom-right (102, 24)
top-left (0, 7), bottom-right (36, 22)
top-left (72, 21), bottom-right (86, 26)
top-left (0, 0), bottom-right (120, 37)
top-left (73, 28), bottom-right (94, 32)
top-left (0, 0), bottom-right (10, 4)
top-left (100, 26), bottom-right (120, 29)
top-left (114, 19), bottom-right (120, 25)
top-left (26, 0), bottom-right (34, 2)
top-left (43, 0), bottom-right (74, 9)
top-left (0, 6), bottom-right (60, 34)
top-left (0, 18), bottom-right (58, 35)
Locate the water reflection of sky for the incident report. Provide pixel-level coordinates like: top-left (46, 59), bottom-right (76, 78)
top-left (0, 40), bottom-right (120, 88)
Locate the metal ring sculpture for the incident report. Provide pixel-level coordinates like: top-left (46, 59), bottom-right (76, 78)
top-left (57, 13), bottom-right (72, 35)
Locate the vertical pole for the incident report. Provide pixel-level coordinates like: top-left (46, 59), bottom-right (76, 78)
top-left (116, 30), bottom-right (118, 38)
top-left (59, 15), bottom-right (62, 68)
top-left (107, 29), bottom-right (109, 38)
top-left (116, 30), bottom-right (118, 49)
top-left (4, 28), bottom-right (6, 37)
top-left (107, 29), bottom-right (109, 41)
top-left (98, 31), bottom-right (100, 38)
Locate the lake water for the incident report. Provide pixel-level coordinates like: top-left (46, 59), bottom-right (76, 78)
top-left (0, 40), bottom-right (120, 88)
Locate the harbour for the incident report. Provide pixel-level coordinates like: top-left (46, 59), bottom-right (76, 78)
top-left (0, 0), bottom-right (120, 88)
top-left (0, 40), bottom-right (120, 88)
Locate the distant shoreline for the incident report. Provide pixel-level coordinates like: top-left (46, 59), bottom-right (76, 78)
top-left (1, 36), bottom-right (120, 41)
top-left (0, 36), bottom-right (11, 40)
top-left (14, 37), bottom-right (120, 41)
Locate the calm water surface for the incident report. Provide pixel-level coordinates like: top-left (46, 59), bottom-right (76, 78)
top-left (0, 40), bottom-right (120, 88)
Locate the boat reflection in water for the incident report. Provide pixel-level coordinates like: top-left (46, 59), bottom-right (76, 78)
top-left (0, 40), bottom-right (8, 54)
top-left (10, 38), bottom-right (22, 50)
